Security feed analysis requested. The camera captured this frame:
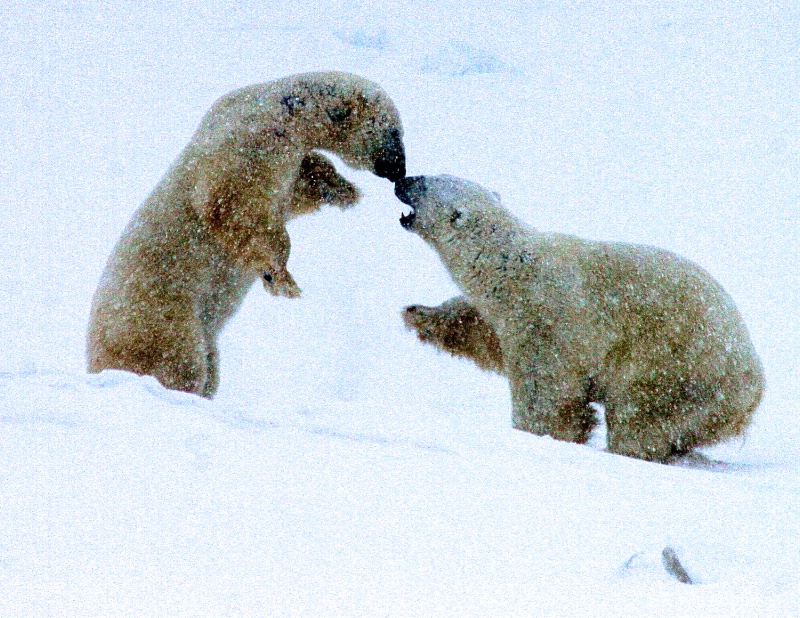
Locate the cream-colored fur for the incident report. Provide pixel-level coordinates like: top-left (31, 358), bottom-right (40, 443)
top-left (88, 72), bottom-right (405, 397)
top-left (397, 175), bottom-right (764, 462)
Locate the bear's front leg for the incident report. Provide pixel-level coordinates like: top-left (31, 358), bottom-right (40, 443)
top-left (403, 296), bottom-right (504, 374)
top-left (89, 300), bottom-right (215, 398)
top-left (221, 215), bottom-right (301, 298)
top-left (261, 265), bottom-right (301, 298)
top-left (288, 152), bottom-right (361, 218)
top-left (191, 166), bottom-right (301, 298)
top-left (507, 355), bottom-right (597, 444)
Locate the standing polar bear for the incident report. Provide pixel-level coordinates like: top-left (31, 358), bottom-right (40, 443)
top-left (396, 175), bottom-right (764, 462)
top-left (88, 72), bottom-right (405, 398)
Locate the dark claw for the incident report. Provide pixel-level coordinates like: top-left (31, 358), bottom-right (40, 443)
top-left (400, 209), bottom-right (416, 229)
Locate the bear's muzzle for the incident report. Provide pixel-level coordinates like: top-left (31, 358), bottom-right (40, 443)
top-left (395, 176), bottom-right (427, 229)
top-left (395, 175), bottom-right (427, 205)
top-left (373, 128), bottom-right (406, 181)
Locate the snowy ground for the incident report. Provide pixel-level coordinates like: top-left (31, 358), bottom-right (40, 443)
top-left (1, 1), bottom-right (799, 615)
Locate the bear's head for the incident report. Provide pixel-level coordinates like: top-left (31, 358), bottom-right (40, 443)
top-left (282, 72), bottom-right (406, 181)
top-left (395, 175), bottom-right (504, 245)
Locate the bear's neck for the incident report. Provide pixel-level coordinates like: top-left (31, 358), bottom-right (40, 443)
top-left (437, 222), bottom-right (541, 316)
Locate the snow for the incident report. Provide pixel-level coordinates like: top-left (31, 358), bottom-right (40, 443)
top-left (1, 1), bottom-right (799, 615)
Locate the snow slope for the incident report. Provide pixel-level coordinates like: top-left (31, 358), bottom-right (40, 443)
top-left (1, 1), bottom-right (798, 615)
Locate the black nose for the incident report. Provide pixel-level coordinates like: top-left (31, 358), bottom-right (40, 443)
top-left (375, 157), bottom-right (405, 182)
top-left (394, 176), bottom-right (426, 205)
top-left (373, 129), bottom-right (406, 181)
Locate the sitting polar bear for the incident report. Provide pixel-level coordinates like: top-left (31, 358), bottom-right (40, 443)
top-left (396, 175), bottom-right (764, 462)
top-left (88, 72), bottom-right (405, 398)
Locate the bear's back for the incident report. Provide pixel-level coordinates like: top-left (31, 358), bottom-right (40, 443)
top-left (577, 239), bottom-right (751, 354)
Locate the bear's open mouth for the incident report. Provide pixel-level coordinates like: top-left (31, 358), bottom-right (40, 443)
top-left (395, 176), bottom-right (422, 229)
top-left (400, 207), bottom-right (416, 229)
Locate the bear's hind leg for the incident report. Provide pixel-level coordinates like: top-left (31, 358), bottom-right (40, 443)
top-left (604, 399), bottom-right (682, 462)
top-left (90, 305), bottom-right (213, 398)
top-left (143, 313), bottom-right (213, 398)
top-left (202, 340), bottom-right (220, 398)
top-left (603, 380), bottom-right (718, 462)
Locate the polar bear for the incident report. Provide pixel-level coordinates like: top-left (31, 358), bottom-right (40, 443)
top-left (88, 152), bottom-right (360, 398)
top-left (88, 72), bottom-right (405, 398)
top-left (396, 175), bottom-right (764, 462)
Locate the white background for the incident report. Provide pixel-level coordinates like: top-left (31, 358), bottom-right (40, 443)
top-left (1, 1), bottom-right (798, 615)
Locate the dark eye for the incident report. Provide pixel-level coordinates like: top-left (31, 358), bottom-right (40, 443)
top-left (450, 209), bottom-right (462, 224)
top-left (327, 106), bottom-right (352, 123)
top-left (263, 272), bottom-right (274, 284)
